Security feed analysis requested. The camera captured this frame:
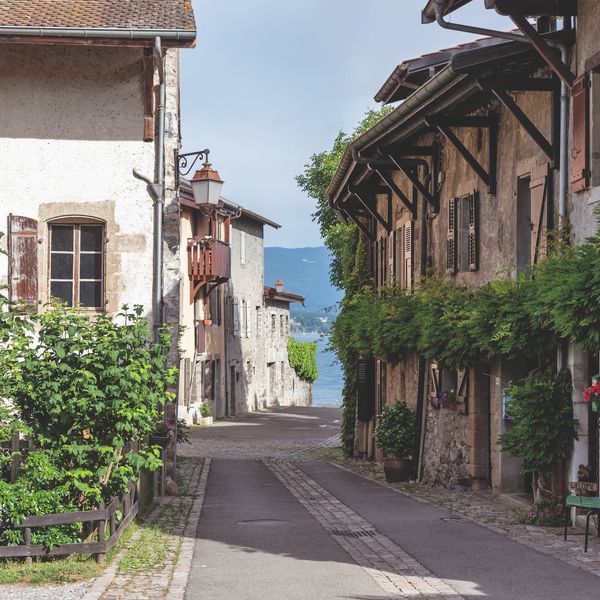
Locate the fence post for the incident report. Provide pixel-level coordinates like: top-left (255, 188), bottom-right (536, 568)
top-left (96, 502), bottom-right (106, 564)
top-left (10, 432), bottom-right (20, 483)
top-left (23, 527), bottom-right (32, 565)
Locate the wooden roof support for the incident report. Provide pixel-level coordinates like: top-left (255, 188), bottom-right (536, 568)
top-left (350, 186), bottom-right (392, 233)
top-left (343, 207), bottom-right (375, 240)
top-left (372, 168), bottom-right (417, 219)
top-left (508, 12), bottom-right (575, 89)
top-left (426, 115), bottom-right (498, 195)
top-left (490, 87), bottom-right (554, 160)
top-left (388, 155), bottom-right (439, 212)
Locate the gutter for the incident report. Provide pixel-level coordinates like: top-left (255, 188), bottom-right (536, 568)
top-left (328, 65), bottom-right (460, 208)
top-left (0, 26), bottom-right (196, 44)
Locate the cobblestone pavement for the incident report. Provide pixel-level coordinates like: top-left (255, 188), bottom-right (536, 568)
top-left (87, 457), bottom-right (208, 600)
top-left (265, 459), bottom-right (465, 599)
top-left (332, 457), bottom-right (600, 578)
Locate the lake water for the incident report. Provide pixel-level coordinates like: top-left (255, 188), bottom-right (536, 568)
top-left (294, 333), bottom-right (343, 407)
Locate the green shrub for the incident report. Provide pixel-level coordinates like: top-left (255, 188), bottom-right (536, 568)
top-left (373, 400), bottom-right (417, 459)
top-left (200, 403), bottom-right (211, 418)
top-left (500, 369), bottom-right (576, 501)
top-left (7, 304), bottom-right (176, 507)
top-left (287, 337), bottom-right (318, 383)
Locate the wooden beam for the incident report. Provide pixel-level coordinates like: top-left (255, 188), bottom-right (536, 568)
top-left (434, 123), bottom-right (491, 190)
top-left (478, 76), bottom-right (559, 92)
top-left (509, 12), bottom-right (575, 88)
top-left (344, 208), bottom-right (374, 240)
top-left (388, 156), bottom-right (437, 209)
top-left (429, 116), bottom-right (493, 128)
top-left (373, 169), bottom-right (417, 218)
top-left (351, 188), bottom-right (392, 233)
top-left (491, 87), bottom-right (554, 159)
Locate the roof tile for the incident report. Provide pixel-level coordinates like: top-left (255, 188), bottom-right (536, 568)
top-left (0, 0), bottom-right (196, 31)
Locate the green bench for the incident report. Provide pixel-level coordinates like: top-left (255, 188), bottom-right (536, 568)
top-left (564, 483), bottom-right (600, 552)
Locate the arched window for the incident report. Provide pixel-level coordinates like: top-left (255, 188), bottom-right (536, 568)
top-left (48, 217), bottom-right (105, 309)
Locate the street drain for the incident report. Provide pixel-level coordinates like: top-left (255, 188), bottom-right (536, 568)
top-left (330, 528), bottom-right (377, 538)
top-left (237, 519), bottom-right (290, 526)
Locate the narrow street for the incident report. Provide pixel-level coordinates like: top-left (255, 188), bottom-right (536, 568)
top-left (178, 408), bottom-right (600, 600)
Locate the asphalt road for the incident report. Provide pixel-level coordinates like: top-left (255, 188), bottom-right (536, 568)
top-left (184, 407), bottom-right (600, 599)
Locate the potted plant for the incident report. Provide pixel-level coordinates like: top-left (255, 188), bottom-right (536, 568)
top-left (374, 400), bottom-right (417, 483)
top-left (198, 403), bottom-right (213, 427)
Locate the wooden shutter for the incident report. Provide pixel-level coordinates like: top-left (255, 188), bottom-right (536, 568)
top-left (456, 368), bottom-right (469, 414)
top-left (357, 357), bottom-right (374, 422)
top-left (240, 231), bottom-right (247, 265)
top-left (468, 192), bottom-right (479, 272)
top-left (245, 301), bottom-right (252, 338)
top-left (429, 362), bottom-right (440, 403)
top-left (403, 221), bottom-right (413, 290)
top-left (530, 164), bottom-right (550, 265)
top-left (447, 199), bottom-right (458, 273)
top-left (571, 73), bottom-right (590, 193)
top-left (8, 215), bottom-right (38, 311)
top-left (232, 297), bottom-right (240, 336)
top-left (195, 322), bottom-right (206, 353)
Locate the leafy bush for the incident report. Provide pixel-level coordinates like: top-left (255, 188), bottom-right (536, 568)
top-left (287, 337), bottom-right (318, 383)
top-left (500, 369), bottom-right (576, 501)
top-left (373, 401), bottom-right (417, 459)
top-left (6, 305), bottom-right (176, 507)
top-left (200, 403), bottom-right (211, 418)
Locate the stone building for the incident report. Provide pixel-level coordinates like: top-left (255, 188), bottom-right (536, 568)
top-left (178, 182), bottom-right (311, 423)
top-left (328, 3), bottom-right (593, 492)
top-left (0, 0), bottom-right (195, 332)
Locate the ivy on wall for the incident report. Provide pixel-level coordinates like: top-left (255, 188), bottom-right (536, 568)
top-left (287, 337), bottom-right (318, 383)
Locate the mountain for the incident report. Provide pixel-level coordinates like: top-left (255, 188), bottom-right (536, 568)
top-left (264, 246), bottom-right (341, 314)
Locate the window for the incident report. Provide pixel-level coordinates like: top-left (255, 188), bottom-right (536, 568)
top-left (49, 223), bottom-right (103, 308)
top-left (447, 192), bottom-right (478, 273)
top-left (271, 313), bottom-right (276, 334)
top-left (280, 315), bottom-right (285, 337)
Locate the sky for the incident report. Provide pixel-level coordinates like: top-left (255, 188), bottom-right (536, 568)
top-left (180, 0), bottom-right (512, 248)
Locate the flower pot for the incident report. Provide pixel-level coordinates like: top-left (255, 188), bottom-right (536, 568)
top-left (383, 457), bottom-right (413, 483)
top-left (198, 416), bottom-right (213, 427)
top-left (149, 434), bottom-right (169, 448)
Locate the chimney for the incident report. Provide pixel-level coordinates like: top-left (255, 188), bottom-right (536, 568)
top-left (275, 279), bottom-right (284, 293)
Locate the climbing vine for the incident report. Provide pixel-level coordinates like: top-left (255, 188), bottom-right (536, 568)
top-left (287, 337), bottom-right (318, 383)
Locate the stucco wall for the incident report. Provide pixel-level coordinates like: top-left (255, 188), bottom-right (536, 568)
top-left (0, 44), bottom-right (180, 324)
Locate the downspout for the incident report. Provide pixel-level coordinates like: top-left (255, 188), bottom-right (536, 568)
top-left (432, 3), bottom-right (570, 223)
top-left (153, 36), bottom-right (166, 339)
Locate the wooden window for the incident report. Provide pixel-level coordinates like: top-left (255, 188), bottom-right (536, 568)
top-left (49, 224), bottom-right (104, 308)
top-left (232, 297), bottom-right (240, 336)
top-left (377, 360), bottom-right (387, 415)
top-left (447, 193), bottom-right (478, 273)
top-left (271, 313), bottom-right (276, 334)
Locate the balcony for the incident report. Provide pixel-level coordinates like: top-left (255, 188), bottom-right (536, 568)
top-left (188, 237), bottom-right (231, 300)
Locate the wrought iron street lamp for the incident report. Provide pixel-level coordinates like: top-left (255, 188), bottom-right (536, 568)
top-left (177, 149), bottom-right (224, 206)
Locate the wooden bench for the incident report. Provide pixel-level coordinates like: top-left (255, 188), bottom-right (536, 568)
top-left (564, 482), bottom-right (600, 553)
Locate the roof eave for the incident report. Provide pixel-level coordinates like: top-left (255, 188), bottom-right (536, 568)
top-left (0, 26), bottom-right (197, 47)
top-left (421, 0), bottom-right (474, 24)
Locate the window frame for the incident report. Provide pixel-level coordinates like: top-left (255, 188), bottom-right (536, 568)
top-left (48, 219), bottom-right (105, 310)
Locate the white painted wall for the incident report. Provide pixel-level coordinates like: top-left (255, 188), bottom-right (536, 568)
top-left (0, 43), bottom-right (180, 322)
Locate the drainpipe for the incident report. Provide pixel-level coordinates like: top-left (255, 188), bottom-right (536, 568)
top-left (432, 3), bottom-right (570, 224)
top-left (153, 36), bottom-right (166, 339)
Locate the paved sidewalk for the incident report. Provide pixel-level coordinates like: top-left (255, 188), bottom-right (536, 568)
top-left (333, 457), bottom-right (600, 575)
top-left (87, 456), bottom-right (207, 600)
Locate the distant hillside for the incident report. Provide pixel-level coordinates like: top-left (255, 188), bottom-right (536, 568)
top-left (264, 246), bottom-right (341, 313)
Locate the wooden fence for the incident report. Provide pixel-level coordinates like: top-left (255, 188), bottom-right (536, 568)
top-left (0, 481), bottom-right (138, 563)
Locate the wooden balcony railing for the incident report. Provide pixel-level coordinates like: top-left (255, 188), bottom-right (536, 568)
top-left (188, 237), bottom-right (231, 300)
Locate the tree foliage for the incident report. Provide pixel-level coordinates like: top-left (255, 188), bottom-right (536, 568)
top-left (373, 400), bottom-right (417, 459)
top-left (499, 369), bottom-right (576, 502)
top-left (287, 337), bottom-right (318, 383)
top-left (296, 107), bottom-right (393, 455)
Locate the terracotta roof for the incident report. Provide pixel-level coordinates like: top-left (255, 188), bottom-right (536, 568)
top-left (0, 0), bottom-right (195, 32)
top-left (264, 286), bottom-right (305, 305)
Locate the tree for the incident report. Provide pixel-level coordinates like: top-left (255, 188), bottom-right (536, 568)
top-left (296, 107), bottom-right (392, 453)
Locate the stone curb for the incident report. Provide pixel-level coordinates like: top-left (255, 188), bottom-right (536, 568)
top-left (168, 458), bottom-right (211, 600)
top-left (329, 460), bottom-right (600, 577)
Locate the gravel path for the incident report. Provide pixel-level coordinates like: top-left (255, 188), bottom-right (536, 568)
top-left (0, 582), bottom-right (90, 600)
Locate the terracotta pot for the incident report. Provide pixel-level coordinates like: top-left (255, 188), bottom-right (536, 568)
top-left (383, 457), bottom-right (413, 483)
